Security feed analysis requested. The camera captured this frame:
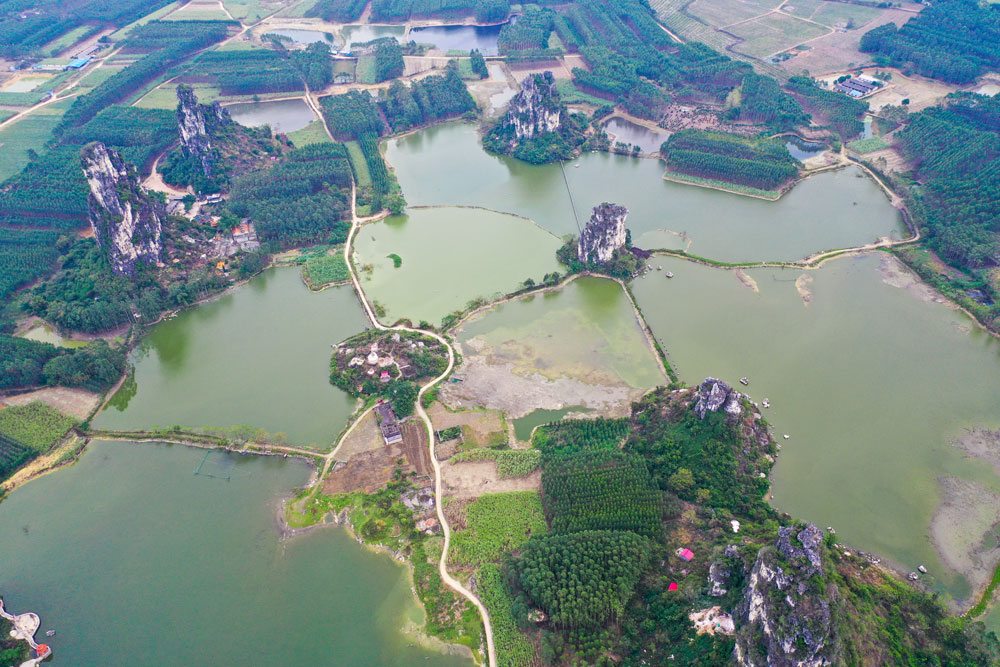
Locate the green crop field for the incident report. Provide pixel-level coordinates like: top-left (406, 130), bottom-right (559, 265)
top-left (345, 140), bottom-right (372, 188)
top-left (74, 66), bottom-right (122, 93)
top-left (847, 136), bottom-right (889, 154)
top-left (355, 56), bottom-right (376, 84)
top-left (449, 491), bottom-right (548, 568)
top-left (475, 563), bottom-right (537, 667)
top-left (811, 2), bottom-right (881, 28)
top-left (0, 403), bottom-right (77, 453)
top-left (41, 25), bottom-right (94, 57)
top-left (109, 2), bottom-right (183, 41)
top-left (730, 13), bottom-right (830, 59)
top-left (555, 79), bottom-right (608, 106)
top-left (287, 119), bottom-right (332, 147)
top-left (451, 448), bottom-right (541, 478)
top-left (303, 252), bottom-right (349, 287)
top-left (223, 0), bottom-right (278, 22)
top-left (688, 0), bottom-right (775, 29)
top-left (0, 99), bottom-right (73, 182)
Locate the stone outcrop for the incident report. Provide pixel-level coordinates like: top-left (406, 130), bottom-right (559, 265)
top-left (734, 523), bottom-right (837, 667)
top-left (694, 377), bottom-right (743, 419)
top-left (81, 142), bottom-right (163, 275)
top-left (578, 202), bottom-right (628, 264)
top-left (176, 84), bottom-right (230, 177)
top-left (502, 71), bottom-right (563, 146)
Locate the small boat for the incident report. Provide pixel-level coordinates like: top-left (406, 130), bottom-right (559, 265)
top-left (665, 271), bottom-right (674, 278)
top-left (46, 630), bottom-right (55, 637)
top-left (739, 377), bottom-right (749, 386)
top-left (761, 398), bottom-right (770, 408)
top-left (573, 163), bottom-right (580, 168)
top-left (656, 265), bottom-right (662, 271)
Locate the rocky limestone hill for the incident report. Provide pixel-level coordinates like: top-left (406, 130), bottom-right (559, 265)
top-left (176, 83), bottom-right (231, 179)
top-left (482, 71), bottom-right (585, 163)
top-left (578, 202), bottom-right (628, 264)
top-left (81, 142), bottom-right (164, 275)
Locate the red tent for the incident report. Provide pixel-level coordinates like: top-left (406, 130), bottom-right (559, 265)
top-left (668, 582), bottom-right (678, 591)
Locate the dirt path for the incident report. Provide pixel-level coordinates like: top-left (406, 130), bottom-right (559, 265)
top-left (144, 152), bottom-right (191, 196)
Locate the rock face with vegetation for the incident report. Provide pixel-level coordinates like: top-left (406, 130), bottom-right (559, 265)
top-left (694, 377), bottom-right (744, 418)
top-left (735, 523), bottom-right (836, 667)
top-left (577, 202), bottom-right (628, 264)
top-left (81, 141), bottom-right (163, 275)
top-left (483, 71), bottom-right (584, 163)
top-left (176, 83), bottom-right (230, 179)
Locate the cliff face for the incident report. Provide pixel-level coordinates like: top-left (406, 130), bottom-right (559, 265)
top-left (734, 523), bottom-right (837, 667)
top-left (694, 377), bottom-right (744, 419)
top-left (176, 84), bottom-right (230, 177)
top-left (578, 202), bottom-right (628, 264)
top-left (81, 142), bottom-right (164, 275)
top-left (504, 71), bottom-right (563, 144)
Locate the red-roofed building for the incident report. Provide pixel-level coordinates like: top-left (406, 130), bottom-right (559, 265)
top-left (677, 548), bottom-right (694, 562)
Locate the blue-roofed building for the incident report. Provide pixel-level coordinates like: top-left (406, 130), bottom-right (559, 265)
top-left (66, 57), bottom-right (91, 70)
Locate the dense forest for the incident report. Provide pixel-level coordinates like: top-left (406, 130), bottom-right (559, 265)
top-left (367, 0), bottom-right (507, 22)
top-left (896, 93), bottom-right (1000, 273)
top-left (737, 72), bottom-right (808, 131)
top-left (485, 387), bottom-right (1000, 665)
top-left (225, 143), bottom-right (354, 248)
top-left (661, 130), bottom-right (801, 191)
top-left (786, 75), bottom-right (868, 139)
top-left (57, 20), bottom-right (233, 130)
top-left (321, 89), bottom-right (386, 139)
top-left (0, 334), bottom-right (125, 391)
top-left (307, 0), bottom-right (370, 23)
top-left (0, 0), bottom-right (172, 58)
top-left (374, 38), bottom-right (405, 82)
top-left (860, 0), bottom-right (1000, 85)
top-left (378, 67), bottom-right (477, 132)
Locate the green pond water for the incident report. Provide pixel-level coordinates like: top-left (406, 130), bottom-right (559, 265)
top-left (457, 276), bottom-right (667, 392)
top-left (632, 254), bottom-right (1000, 600)
top-left (384, 122), bottom-right (905, 262)
top-left (513, 406), bottom-right (593, 442)
top-left (94, 268), bottom-right (367, 448)
top-left (353, 206), bottom-right (561, 326)
top-left (0, 440), bottom-right (473, 666)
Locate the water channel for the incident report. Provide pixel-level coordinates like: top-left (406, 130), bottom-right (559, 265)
top-left (0, 440), bottom-right (473, 666)
top-left (385, 122), bottom-right (906, 262)
top-left (93, 268), bottom-right (367, 449)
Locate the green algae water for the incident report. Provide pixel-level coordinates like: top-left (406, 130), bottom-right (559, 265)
top-left (0, 441), bottom-right (473, 666)
top-left (353, 206), bottom-right (561, 326)
top-left (384, 123), bottom-right (905, 262)
top-left (94, 268), bottom-right (368, 448)
top-left (458, 276), bottom-right (666, 392)
top-left (632, 254), bottom-right (1000, 600)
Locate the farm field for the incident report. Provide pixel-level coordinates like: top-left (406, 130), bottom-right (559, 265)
top-left (287, 119), bottom-right (332, 146)
top-left (40, 25), bottom-right (94, 57)
top-left (0, 99), bottom-right (73, 182)
top-left (688, 0), bottom-right (782, 29)
top-left (0, 403), bottom-right (77, 453)
top-left (729, 12), bottom-right (830, 59)
top-left (164, 1), bottom-right (232, 20)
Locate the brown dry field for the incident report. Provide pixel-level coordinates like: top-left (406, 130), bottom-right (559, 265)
top-left (1, 387), bottom-right (100, 420)
top-left (426, 401), bottom-right (507, 448)
top-left (335, 409), bottom-right (384, 459)
top-left (778, 7), bottom-right (919, 76)
top-left (323, 419), bottom-right (433, 494)
top-left (440, 459), bottom-right (541, 500)
top-left (860, 68), bottom-right (963, 113)
top-left (863, 145), bottom-right (912, 175)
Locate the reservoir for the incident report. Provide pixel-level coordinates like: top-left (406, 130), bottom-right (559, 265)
top-left (632, 253), bottom-right (1000, 602)
top-left (341, 24), bottom-right (406, 48)
top-left (266, 28), bottom-right (337, 47)
top-left (93, 268), bottom-right (367, 449)
top-left (0, 440), bottom-right (473, 666)
top-left (226, 98), bottom-right (317, 134)
top-left (409, 23), bottom-right (506, 56)
top-left (385, 122), bottom-right (905, 262)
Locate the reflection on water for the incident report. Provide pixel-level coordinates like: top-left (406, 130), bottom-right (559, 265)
top-left (409, 22), bottom-right (507, 56)
top-left (602, 117), bottom-right (668, 154)
top-left (227, 98), bottom-right (316, 134)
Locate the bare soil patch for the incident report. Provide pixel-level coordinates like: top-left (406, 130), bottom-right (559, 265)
top-left (440, 459), bottom-right (541, 500)
top-left (878, 254), bottom-right (956, 308)
top-left (426, 401), bottom-right (507, 449)
top-left (335, 409), bottom-right (384, 459)
top-left (778, 8), bottom-right (920, 76)
top-left (1, 386), bottom-right (100, 420)
top-left (323, 418), bottom-right (432, 494)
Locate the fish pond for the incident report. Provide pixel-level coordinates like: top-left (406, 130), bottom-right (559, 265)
top-left (353, 206), bottom-right (562, 326)
top-left (632, 253), bottom-right (1000, 603)
top-left (226, 97), bottom-right (317, 134)
top-left (385, 122), bottom-right (905, 262)
top-left (0, 440), bottom-right (473, 666)
top-left (93, 267), bottom-right (367, 449)
top-left (602, 117), bottom-right (669, 154)
top-left (408, 22), bottom-right (506, 55)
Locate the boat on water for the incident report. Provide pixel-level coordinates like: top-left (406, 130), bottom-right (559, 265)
top-left (665, 271), bottom-right (674, 278)
top-left (740, 377), bottom-right (749, 385)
